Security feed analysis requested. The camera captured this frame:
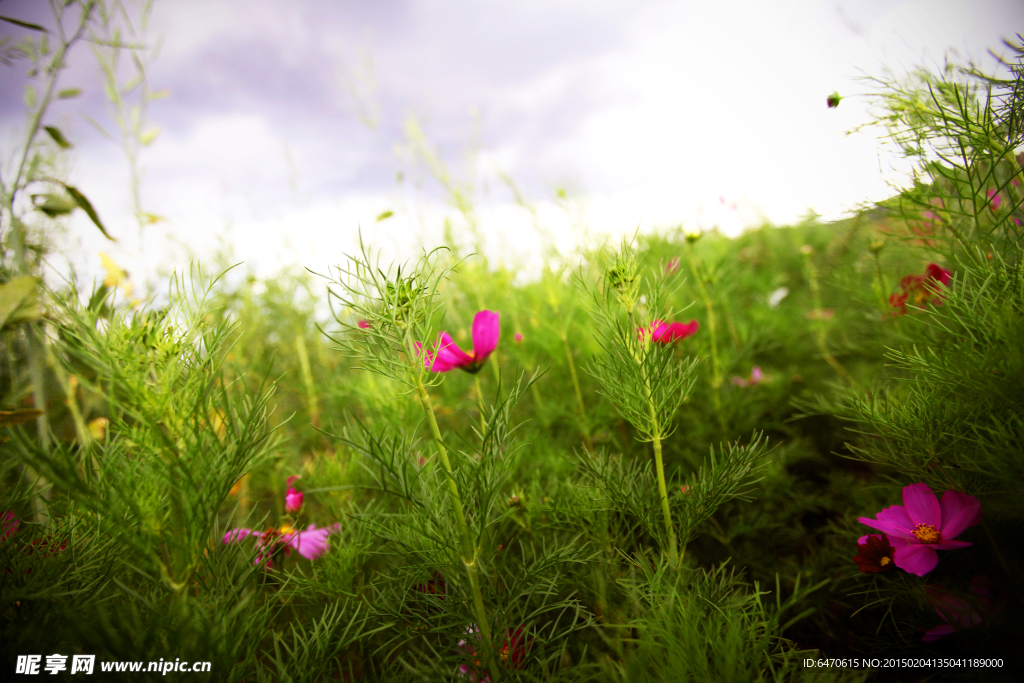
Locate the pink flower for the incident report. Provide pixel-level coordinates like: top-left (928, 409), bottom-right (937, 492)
top-left (513, 332), bottom-right (523, 343)
top-left (664, 257), bottom-right (680, 275)
top-left (857, 483), bottom-right (981, 576)
top-left (357, 319), bottom-right (371, 329)
top-left (889, 263), bottom-right (952, 316)
top-left (731, 366), bottom-right (764, 387)
top-left (923, 576), bottom-right (1004, 643)
top-left (285, 487), bottom-right (304, 514)
top-left (987, 189), bottom-right (1002, 211)
top-left (2, 511), bottom-right (18, 542)
top-left (638, 319), bottom-right (699, 344)
top-left (423, 310), bottom-right (500, 374)
top-left (223, 522), bottom-right (340, 569)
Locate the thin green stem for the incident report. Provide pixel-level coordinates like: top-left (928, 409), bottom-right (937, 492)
top-left (408, 336), bottom-right (499, 680)
top-left (802, 251), bottom-right (848, 378)
top-left (562, 334), bottom-right (592, 451)
top-left (685, 247), bottom-right (726, 433)
top-left (474, 374), bottom-right (487, 441)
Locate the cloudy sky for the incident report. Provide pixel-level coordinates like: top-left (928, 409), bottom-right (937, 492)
top-left (1, 0), bottom-right (1022, 290)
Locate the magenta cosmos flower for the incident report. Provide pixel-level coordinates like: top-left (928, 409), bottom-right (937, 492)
top-left (223, 522), bottom-right (340, 569)
top-left (638, 319), bottom-right (699, 344)
top-left (423, 310), bottom-right (500, 374)
top-left (284, 475), bottom-right (304, 514)
top-left (923, 576), bottom-right (1003, 643)
top-left (857, 483), bottom-right (981, 576)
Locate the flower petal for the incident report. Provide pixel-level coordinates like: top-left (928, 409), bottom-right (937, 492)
top-left (893, 543), bottom-right (939, 576)
top-left (938, 490), bottom-right (982, 540)
top-left (858, 504), bottom-right (913, 536)
top-left (428, 332), bottom-right (472, 372)
top-left (922, 624), bottom-right (955, 643)
top-left (471, 310), bottom-right (500, 361)
top-left (901, 483), bottom-right (941, 527)
top-left (288, 526), bottom-right (332, 560)
top-left (932, 540), bottom-right (972, 551)
top-left (223, 528), bottom-right (258, 544)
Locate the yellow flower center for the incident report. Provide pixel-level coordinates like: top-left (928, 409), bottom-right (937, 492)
top-left (279, 523), bottom-right (294, 535)
top-left (879, 556), bottom-right (891, 566)
top-left (912, 523), bottom-right (940, 544)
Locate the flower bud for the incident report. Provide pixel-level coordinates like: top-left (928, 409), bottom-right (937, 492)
top-left (868, 239), bottom-right (886, 254)
top-left (826, 91), bottom-right (842, 108)
top-left (285, 487), bottom-right (304, 514)
top-left (684, 230), bottom-right (702, 244)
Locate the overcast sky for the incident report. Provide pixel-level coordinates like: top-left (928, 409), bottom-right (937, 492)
top-left (1, 0), bottom-right (1022, 290)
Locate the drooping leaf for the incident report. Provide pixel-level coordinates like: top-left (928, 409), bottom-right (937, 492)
top-left (0, 16), bottom-right (48, 33)
top-left (0, 409), bottom-right (44, 428)
top-left (33, 193), bottom-right (77, 217)
top-left (57, 87), bottom-right (82, 99)
top-left (44, 125), bottom-right (72, 149)
top-left (64, 185), bottom-right (116, 241)
top-left (0, 276), bottom-right (43, 330)
top-left (376, 210), bottom-right (394, 222)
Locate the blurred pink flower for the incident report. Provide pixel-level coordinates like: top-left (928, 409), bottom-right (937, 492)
top-left (987, 189), bottom-right (1002, 211)
top-left (731, 366), bottom-right (764, 387)
top-left (857, 483), bottom-right (981, 576)
top-left (223, 522), bottom-right (340, 569)
top-left (664, 257), bottom-right (680, 275)
top-left (285, 487), bottom-right (304, 514)
top-left (923, 576), bottom-right (1003, 642)
top-left (2, 511), bottom-right (18, 542)
top-left (423, 310), bottom-right (500, 374)
top-left (638, 319), bottom-right (699, 344)
top-left (513, 332), bottom-right (523, 343)
top-left (357, 319), bottom-right (371, 329)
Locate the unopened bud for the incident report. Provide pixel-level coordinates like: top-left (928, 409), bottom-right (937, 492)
top-left (826, 91), bottom-right (842, 109)
top-left (868, 239), bottom-right (886, 254)
top-left (684, 230), bottom-right (702, 244)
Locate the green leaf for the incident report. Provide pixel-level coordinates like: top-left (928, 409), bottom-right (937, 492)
top-left (139, 126), bottom-right (160, 146)
top-left (0, 16), bottom-right (48, 33)
top-left (0, 275), bottom-right (43, 330)
top-left (44, 125), bottom-right (72, 149)
top-left (376, 210), bottom-right (394, 222)
top-left (64, 185), bottom-right (116, 241)
top-left (24, 84), bottom-right (36, 109)
top-left (149, 89), bottom-right (171, 101)
top-left (57, 87), bottom-right (82, 99)
top-left (33, 193), bottom-right (77, 217)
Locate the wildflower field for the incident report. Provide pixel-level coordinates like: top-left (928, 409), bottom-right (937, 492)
top-left (2, 5), bottom-right (1024, 682)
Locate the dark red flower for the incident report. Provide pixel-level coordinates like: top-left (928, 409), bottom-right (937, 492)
top-left (854, 534), bottom-right (896, 573)
top-left (889, 263), bottom-right (952, 316)
top-left (458, 625), bottom-right (531, 681)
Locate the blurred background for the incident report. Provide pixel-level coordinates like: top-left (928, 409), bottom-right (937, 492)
top-left (1, 0), bottom-right (1022, 293)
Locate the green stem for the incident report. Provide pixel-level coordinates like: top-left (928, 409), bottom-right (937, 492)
top-left (474, 374), bottom-right (487, 441)
top-left (802, 252), bottom-right (847, 378)
top-left (562, 334), bottom-right (592, 451)
top-left (410, 346), bottom-right (499, 680)
top-left (685, 248), bottom-right (725, 433)
top-left (638, 347), bottom-right (678, 568)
